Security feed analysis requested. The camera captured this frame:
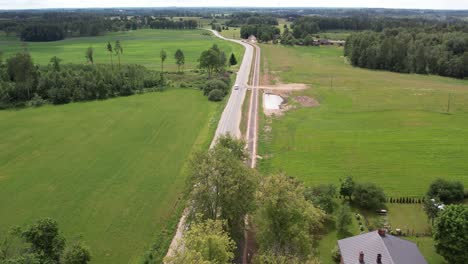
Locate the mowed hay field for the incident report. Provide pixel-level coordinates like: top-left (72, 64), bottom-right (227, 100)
top-left (258, 44), bottom-right (468, 196)
top-left (0, 89), bottom-right (221, 263)
top-left (0, 29), bottom-right (244, 71)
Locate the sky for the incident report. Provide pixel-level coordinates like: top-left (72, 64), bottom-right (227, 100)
top-left (1, 0), bottom-right (468, 10)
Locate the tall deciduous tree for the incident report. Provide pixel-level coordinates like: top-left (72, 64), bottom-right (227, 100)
top-left (339, 176), bottom-right (355, 201)
top-left (426, 178), bottom-right (464, 204)
top-left (6, 51), bottom-right (38, 100)
top-left (353, 183), bottom-right (386, 210)
top-left (335, 203), bottom-right (352, 235)
top-left (254, 174), bottom-right (325, 259)
top-left (304, 184), bottom-right (337, 214)
top-left (50, 56), bottom-right (61, 72)
top-left (85, 47), bottom-right (94, 65)
top-left (189, 135), bottom-right (257, 241)
top-left (106, 42), bottom-right (113, 68)
top-left (174, 49), bottom-right (185, 72)
top-left (165, 218), bottom-right (235, 264)
top-left (21, 218), bottom-right (66, 263)
top-left (433, 205), bottom-right (468, 264)
top-left (423, 196), bottom-right (442, 225)
top-left (114, 40), bottom-right (123, 70)
top-left (62, 243), bottom-right (91, 264)
top-left (160, 49), bottom-right (167, 72)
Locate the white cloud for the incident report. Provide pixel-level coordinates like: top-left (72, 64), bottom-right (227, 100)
top-left (1, 0), bottom-right (467, 10)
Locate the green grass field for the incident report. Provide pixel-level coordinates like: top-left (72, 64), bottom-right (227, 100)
top-left (258, 44), bottom-right (468, 196)
top-left (0, 88), bottom-right (222, 263)
top-left (0, 29), bottom-right (243, 71)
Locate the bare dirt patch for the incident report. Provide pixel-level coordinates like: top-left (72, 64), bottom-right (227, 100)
top-left (294, 96), bottom-right (320, 107)
top-left (259, 82), bottom-right (308, 92)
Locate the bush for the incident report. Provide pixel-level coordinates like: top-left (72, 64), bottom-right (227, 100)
top-left (48, 86), bottom-right (71, 104)
top-left (427, 178), bottom-right (464, 204)
top-left (203, 79), bottom-right (228, 96)
top-left (208, 89), bottom-right (224, 101)
top-left (27, 93), bottom-right (47, 107)
top-left (331, 246), bottom-right (341, 263)
top-left (353, 183), bottom-right (386, 210)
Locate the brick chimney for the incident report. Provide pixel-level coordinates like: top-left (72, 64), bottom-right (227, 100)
top-left (377, 253), bottom-right (382, 264)
top-left (359, 251), bottom-right (365, 263)
top-left (378, 229), bottom-right (386, 237)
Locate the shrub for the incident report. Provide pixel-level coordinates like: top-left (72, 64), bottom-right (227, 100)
top-left (27, 93), bottom-right (47, 107)
top-left (331, 246), bottom-right (341, 263)
top-left (208, 89), bottom-right (224, 101)
top-left (353, 183), bottom-right (386, 210)
top-left (427, 178), bottom-right (464, 204)
top-left (203, 79), bottom-right (228, 96)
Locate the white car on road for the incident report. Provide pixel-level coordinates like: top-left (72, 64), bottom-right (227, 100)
top-left (234, 84), bottom-right (239, 90)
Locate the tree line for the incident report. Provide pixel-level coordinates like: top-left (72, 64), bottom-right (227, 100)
top-left (291, 16), bottom-right (468, 35)
top-left (0, 13), bottom-right (114, 41)
top-left (0, 218), bottom-right (91, 264)
top-left (0, 50), bottom-right (164, 108)
top-left (225, 12), bottom-right (279, 27)
top-left (148, 18), bottom-right (198, 30)
top-left (240, 24), bottom-right (280, 42)
top-left (344, 29), bottom-right (468, 79)
top-left (0, 12), bottom-right (200, 42)
top-left (157, 135), bottom-right (326, 263)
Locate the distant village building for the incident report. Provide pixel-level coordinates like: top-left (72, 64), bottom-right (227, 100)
top-left (338, 230), bottom-right (427, 264)
top-left (248, 35), bottom-right (257, 43)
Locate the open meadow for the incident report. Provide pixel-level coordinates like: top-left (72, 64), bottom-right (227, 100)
top-left (0, 29), bottom-right (244, 71)
top-left (0, 89), bottom-right (221, 263)
top-left (258, 44), bottom-right (468, 197)
top-left (0, 28), bottom-right (244, 263)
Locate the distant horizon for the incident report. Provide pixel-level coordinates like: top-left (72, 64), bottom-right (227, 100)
top-left (2, 6), bottom-right (468, 12)
top-left (1, 0), bottom-right (468, 11)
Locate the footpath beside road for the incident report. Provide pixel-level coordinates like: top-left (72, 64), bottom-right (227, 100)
top-left (165, 30), bottom-right (260, 260)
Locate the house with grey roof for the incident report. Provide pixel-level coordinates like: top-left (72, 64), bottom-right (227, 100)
top-left (337, 230), bottom-right (428, 264)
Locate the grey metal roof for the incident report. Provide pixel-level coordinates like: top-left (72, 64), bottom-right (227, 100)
top-left (337, 231), bottom-right (428, 264)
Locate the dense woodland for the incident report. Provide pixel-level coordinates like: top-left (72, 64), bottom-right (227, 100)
top-left (225, 12), bottom-right (278, 27)
top-left (229, 13), bottom-right (281, 42)
top-left (345, 29), bottom-right (468, 79)
top-left (291, 16), bottom-right (468, 36)
top-left (0, 12), bottom-right (199, 42)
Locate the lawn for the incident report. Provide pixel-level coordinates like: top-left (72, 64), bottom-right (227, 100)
top-left (0, 89), bottom-right (222, 263)
top-left (0, 29), bottom-right (244, 71)
top-left (316, 203), bottom-right (445, 264)
top-left (258, 44), bottom-right (468, 196)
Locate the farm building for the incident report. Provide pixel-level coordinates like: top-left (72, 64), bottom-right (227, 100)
top-left (338, 230), bottom-right (427, 264)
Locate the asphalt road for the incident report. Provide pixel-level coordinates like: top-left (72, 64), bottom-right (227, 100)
top-left (165, 30), bottom-right (257, 261)
top-left (210, 30), bottom-right (255, 146)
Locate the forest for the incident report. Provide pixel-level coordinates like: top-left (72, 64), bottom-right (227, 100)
top-left (344, 29), bottom-right (468, 79)
top-left (0, 12), bottom-right (200, 42)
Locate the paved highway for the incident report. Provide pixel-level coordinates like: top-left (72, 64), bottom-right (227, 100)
top-left (166, 30), bottom-right (258, 260)
top-left (210, 30), bottom-right (255, 146)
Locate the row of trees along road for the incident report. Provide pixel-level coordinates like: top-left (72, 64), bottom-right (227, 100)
top-left (0, 218), bottom-right (91, 264)
top-left (159, 135), bottom-right (327, 264)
